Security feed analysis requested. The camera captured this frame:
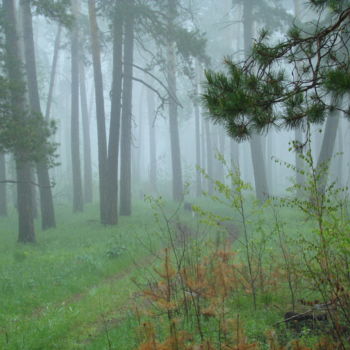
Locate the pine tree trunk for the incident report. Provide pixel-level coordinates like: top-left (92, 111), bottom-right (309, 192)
top-left (147, 88), bottom-right (157, 193)
top-left (21, 0), bottom-right (56, 228)
top-left (79, 62), bottom-right (93, 203)
top-left (120, 0), bottom-right (135, 216)
top-left (194, 61), bottom-right (202, 197)
top-left (243, 0), bottom-right (269, 201)
top-left (71, 0), bottom-right (84, 213)
top-left (88, 0), bottom-right (108, 221)
top-left (0, 153), bottom-right (7, 216)
top-left (106, 9), bottom-right (123, 225)
top-left (3, 0), bottom-right (35, 242)
top-left (45, 25), bottom-right (61, 120)
top-left (167, 0), bottom-right (183, 202)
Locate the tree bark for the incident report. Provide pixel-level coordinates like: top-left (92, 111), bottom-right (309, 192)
top-left (167, 0), bottom-right (184, 202)
top-left (79, 62), bottom-right (93, 203)
top-left (0, 154), bottom-right (7, 216)
top-left (243, 0), bottom-right (269, 201)
top-left (147, 87), bottom-right (157, 193)
top-left (45, 25), bottom-right (61, 120)
top-left (21, 0), bottom-right (56, 229)
top-left (105, 8), bottom-right (123, 224)
top-left (71, 0), bottom-right (84, 212)
top-left (3, 0), bottom-right (35, 242)
top-left (120, 0), bottom-right (135, 216)
top-left (88, 0), bottom-right (108, 222)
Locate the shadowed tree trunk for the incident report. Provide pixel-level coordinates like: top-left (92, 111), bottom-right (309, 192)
top-left (45, 25), bottom-right (61, 120)
top-left (120, 0), bottom-right (135, 216)
top-left (21, 0), bottom-right (56, 229)
top-left (79, 62), bottom-right (93, 203)
top-left (243, 0), bottom-right (269, 201)
top-left (71, 0), bottom-right (83, 212)
top-left (105, 8), bottom-right (123, 224)
top-left (3, 0), bottom-right (35, 242)
top-left (167, 0), bottom-right (184, 202)
top-left (88, 0), bottom-right (108, 222)
top-left (0, 154), bottom-right (7, 216)
top-left (147, 87), bottom-right (157, 193)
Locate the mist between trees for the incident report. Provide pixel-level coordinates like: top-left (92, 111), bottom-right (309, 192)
top-left (1, 0), bottom-right (350, 348)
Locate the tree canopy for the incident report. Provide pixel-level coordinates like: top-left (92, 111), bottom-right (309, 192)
top-left (203, 0), bottom-right (350, 141)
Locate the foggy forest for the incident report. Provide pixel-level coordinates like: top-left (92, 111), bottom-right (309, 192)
top-left (1, 0), bottom-right (350, 349)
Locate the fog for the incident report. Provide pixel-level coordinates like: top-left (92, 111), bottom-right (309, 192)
top-left (0, 0), bottom-right (349, 348)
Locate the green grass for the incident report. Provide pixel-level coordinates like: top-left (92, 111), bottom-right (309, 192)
top-left (0, 195), bottom-right (335, 350)
top-left (0, 202), bottom-right (163, 349)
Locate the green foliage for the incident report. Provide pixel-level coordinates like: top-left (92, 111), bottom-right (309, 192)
top-left (203, 0), bottom-right (350, 140)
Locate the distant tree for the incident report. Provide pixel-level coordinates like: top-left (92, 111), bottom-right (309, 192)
top-left (79, 62), bottom-right (93, 204)
top-left (0, 153), bottom-right (7, 216)
top-left (70, 0), bottom-right (84, 212)
top-left (203, 0), bottom-right (348, 195)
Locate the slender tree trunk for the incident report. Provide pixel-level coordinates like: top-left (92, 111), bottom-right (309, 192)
top-left (71, 0), bottom-right (83, 212)
top-left (147, 88), bottom-right (157, 193)
top-left (243, 0), bottom-right (269, 201)
top-left (205, 119), bottom-right (214, 194)
top-left (0, 154), bottom-right (7, 216)
top-left (88, 0), bottom-right (108, 221)
top-left (45, 25), bottom-right (61, 120)
top-left (167, 0), bottom-right (184, 202)
top-left (79, 62), bottom-right (93, 203)
top-left (106, 9), bottom-right (123, 225)
top-left (21, 0), bottom-right (56, 229)
top-left (194, 61), bottom-right (202, 196)
top-left (3, 0), bottom-right (35, 242)
top-left (120, 0), bottom-right (135, 216)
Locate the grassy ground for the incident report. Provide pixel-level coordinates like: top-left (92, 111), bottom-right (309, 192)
top-left (0, 197), bottom-right (334, 350)
top-left (0, 202), bottom-right (165, 350)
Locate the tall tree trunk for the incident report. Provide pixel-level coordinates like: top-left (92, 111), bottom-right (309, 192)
top-left (147, 87), bottom-right (157, 193)
top-left (194, 61), bottom-right (202, 197)
top-left (167, 0), bottom-right (183, 202)
top-left (120, 0), bottom-right (135, 216)
top-left (3, 0), bottom-right (35, 242)
top-left (88, 0), bottom-right (108, 222)
top-left (243, 0), bottom-right (269, 201)
top-left (21, 0), bottom-right (56, 229)
top-left (0, 154), bottom-right (7, 216)
top-left (45, 25), bottom-right (61, 120)
top-left (71, 0), bottom-right (83, 212)
top-left (106, 9), bottom-right (123, 225)
top-left (79, 62), bottom-right (93, 203)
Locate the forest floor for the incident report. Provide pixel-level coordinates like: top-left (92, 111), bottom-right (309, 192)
top-left (0, 198), bottom-right (345, 349)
